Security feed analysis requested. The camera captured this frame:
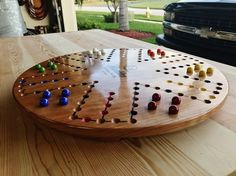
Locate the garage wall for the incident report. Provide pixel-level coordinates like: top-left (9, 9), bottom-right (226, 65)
top-left (61, 0), bottom-right (78, 32)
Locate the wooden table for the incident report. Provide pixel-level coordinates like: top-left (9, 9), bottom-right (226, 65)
top-left (1, 29), bottom-right (236, 176)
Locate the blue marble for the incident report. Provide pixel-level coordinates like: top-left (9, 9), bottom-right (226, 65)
top-left (42, 90), bottom-right (51, 99)
top-left (61, 88), bottom-right (70, 97)
top-left (59, 97), bottom-right (68, 106)
top-left (40, 98), bottom-right (49, 107)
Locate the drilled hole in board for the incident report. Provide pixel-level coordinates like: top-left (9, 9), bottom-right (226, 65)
top-left (130, 110), bottom-right (138, 116)
top-left (191, 96), bottom-right (197, 100)
top-left (80, 100), bottom-right (85, 105)
top-left (106, 103), bottom-right (112, 108)
top-left (165, 89), bottom-right (172, 93)
top-left (83, 94), bottom-right (89, 99)
top-left (76, 107), bottom-right (82, 111)
top-left (209, 95), bottom-right (216, 99)
top-left (178, 93), bottom-right (184, 96)
top-left (129, 118), bottom-right (137, 124)
top-left (216, 87), bottom-right (222, 90)
top-left (204, 100), bottom-right (211, 104)
top-left (96, 118), bottom-right (105, 124)
top-left (112, 118), bottom-right (120, 124)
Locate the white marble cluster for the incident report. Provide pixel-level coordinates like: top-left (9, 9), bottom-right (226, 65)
top-left (87, 48), bottom-right (106, 58)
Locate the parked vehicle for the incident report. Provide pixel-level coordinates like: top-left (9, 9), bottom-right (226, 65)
top-left (156, 0), bottom-right (236, 66)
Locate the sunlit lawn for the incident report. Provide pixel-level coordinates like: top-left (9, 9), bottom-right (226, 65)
top-left (76, 11), bottom-right (163, 43)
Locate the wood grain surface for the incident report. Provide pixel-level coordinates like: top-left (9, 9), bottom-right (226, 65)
top-left (1, 29), bottom-right (236, 176)
top-left (12, 48), bottom-right (228, 139)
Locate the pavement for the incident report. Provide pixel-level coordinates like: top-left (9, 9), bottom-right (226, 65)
top-left (76, 6), bottom-right (164, 16)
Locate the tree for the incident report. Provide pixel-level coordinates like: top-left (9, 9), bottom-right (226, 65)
top-left (104, 0), bottom-right (119, 23)
top-left (119, 0), bottom-right (129, 31)
top-left (75, 0), bottom-right (84, 6)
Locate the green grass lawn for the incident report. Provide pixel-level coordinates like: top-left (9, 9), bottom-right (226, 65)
top-left (76, 11), bottom-right (163, 43)
top-left (129, 0), bottom-right (179, 9)
top-left (134, 14), bottom-right (163, 22)
top-left (76, 11), bottom-right (163, 22)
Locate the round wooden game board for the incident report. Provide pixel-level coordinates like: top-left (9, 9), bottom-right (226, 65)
top-left (13, 48), bottom-right (228, 140)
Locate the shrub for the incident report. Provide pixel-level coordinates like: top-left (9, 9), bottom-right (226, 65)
top-left (77, 20), bottom-right (101, 30)
top-left (104, 14), bottom-right (114, 23)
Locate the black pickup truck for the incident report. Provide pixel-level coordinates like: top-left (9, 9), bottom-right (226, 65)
top-left (156, 0), bottom-right (236, 66)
